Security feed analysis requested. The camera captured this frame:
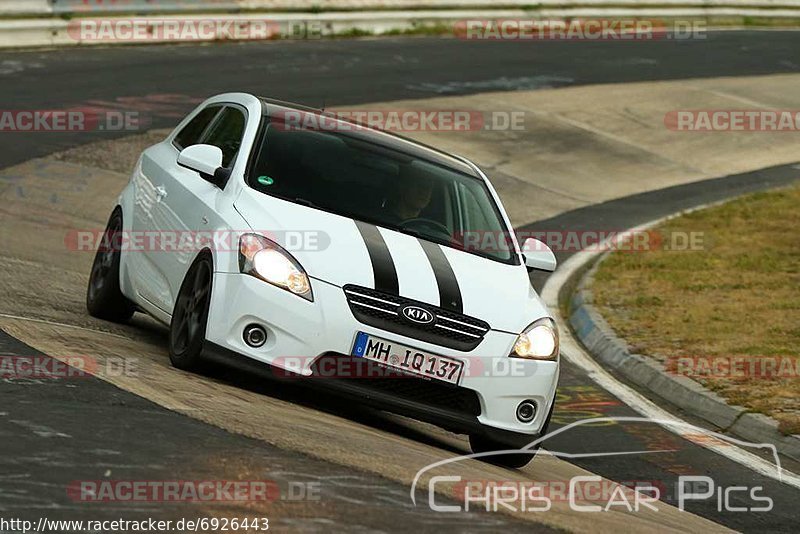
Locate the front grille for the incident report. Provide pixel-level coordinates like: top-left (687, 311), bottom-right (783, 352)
top-left (310, 353), bottom-right (482, 418)
top-left (343, 284), bottom-right (490, 351)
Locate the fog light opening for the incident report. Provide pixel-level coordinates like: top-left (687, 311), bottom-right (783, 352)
top-left (243, 324), bottom-right (267, 348)
top-left (516, 400), bottom-right (537, 423)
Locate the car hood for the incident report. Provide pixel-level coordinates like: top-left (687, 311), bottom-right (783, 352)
top-left (234, 188), bottom-right (549, 333)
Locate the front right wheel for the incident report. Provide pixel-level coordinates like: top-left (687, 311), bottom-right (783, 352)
top-left (469, 401), bottom-right (555, 469)
top-left (169, 253), bottom-right (214, 371)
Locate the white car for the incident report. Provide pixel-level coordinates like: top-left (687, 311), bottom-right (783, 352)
top-left (86, 93), bottom-right (560, 467)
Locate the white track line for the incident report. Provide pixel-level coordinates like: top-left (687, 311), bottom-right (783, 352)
top-left (541, 203), bottom-right (800, 490)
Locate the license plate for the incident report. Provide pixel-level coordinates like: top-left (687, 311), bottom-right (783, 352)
top-left (351, 332), bottom-right (464, 385)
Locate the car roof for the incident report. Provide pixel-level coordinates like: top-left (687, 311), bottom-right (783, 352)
top-left (257, 97), bottom-right (481, 178)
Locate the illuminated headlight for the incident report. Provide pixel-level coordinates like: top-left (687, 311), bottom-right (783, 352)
top-left (239, 234), bottom-right (313, 301)
top-left (511, 318), bottom-right (559, 360)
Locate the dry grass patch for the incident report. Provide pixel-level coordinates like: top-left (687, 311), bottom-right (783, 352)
top-left (592, 186), bottom-right (800, 435)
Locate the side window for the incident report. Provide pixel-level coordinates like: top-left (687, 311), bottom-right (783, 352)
top-left (201, 106), bottom-right (246, 168)
top-left (173, 106), bottom-right (221, 150)
top-left (459, 184), bottom-right (493, 235)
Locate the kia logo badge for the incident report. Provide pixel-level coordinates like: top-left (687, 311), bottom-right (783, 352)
top-left (401, 305), bottom-right (434, 325)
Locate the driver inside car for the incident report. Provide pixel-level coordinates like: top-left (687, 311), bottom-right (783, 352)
top-left (382, 163), bottom-right (435, 225)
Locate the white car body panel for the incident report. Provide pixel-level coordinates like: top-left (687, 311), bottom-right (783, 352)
top-left (233, 188), bottom-right (549, 334)
top-left (379, 228), bottom-right (440, 304)
top-left (115, 92), bottom-right (560, 439)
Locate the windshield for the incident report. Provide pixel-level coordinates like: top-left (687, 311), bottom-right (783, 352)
top-left (246, 120), bottom-right (518, 264)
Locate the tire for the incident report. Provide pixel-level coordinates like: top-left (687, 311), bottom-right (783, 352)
top-left (86, 208), bottom-right (136, 323)
top-left (468, 434), bottom-right (537, 469)
top-left (469, 400), bottom-right (556, 469)
top-left (169, 253), bottom-right (214, 371)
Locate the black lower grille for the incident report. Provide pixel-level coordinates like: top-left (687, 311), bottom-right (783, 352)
top-left (310, 353), bottom-right (482, 418)
top-left (343, 285), bottom-right (490, 351)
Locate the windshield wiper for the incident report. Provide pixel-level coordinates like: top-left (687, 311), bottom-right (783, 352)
top-left (394, 226), bottom-right (454, 249)
top-left (266, 193), bottom-right (513, 263)
top-left (293, 197), bottom-right (321, 209)
top-left (395, 226), bottom-right (423, 239)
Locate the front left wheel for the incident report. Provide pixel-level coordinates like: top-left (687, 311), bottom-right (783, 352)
top-left (468, 434), bottom-right (537, 468)
top-left (169, 253), bottom-right (214, 371)
top-left (86, 208), bottom-right (136, 323)
top-left (469, 400), bottom-right (555, 469)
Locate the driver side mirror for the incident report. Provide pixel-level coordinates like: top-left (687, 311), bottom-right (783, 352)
top-left (522, 238), bottom-right (557, 272)
top-left (177, 144), bottom-right (230, 188)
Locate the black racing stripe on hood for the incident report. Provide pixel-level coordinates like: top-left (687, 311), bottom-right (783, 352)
top-left (354, 221), bottom-right (399, 295)
top-left (418, 239), bottom-right (463, 313)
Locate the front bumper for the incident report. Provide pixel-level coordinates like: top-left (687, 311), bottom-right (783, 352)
top-left (206, 272), bottom-right (559, 436)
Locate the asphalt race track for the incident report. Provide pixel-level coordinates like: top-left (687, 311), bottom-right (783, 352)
top-left (3, 31), bottom-right (800, 166)
top-left (1, 32), bottom-right (799, 532)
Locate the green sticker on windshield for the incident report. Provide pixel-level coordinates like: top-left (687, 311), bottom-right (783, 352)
top-left (257, 175), bottom-right (274, 186)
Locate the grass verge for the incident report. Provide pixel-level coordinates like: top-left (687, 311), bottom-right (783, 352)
top-left (592, 186), bottom-right (800, 435)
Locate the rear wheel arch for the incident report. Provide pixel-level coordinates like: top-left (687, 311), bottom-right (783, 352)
top-left (86, 207), bottom-right (136, 323)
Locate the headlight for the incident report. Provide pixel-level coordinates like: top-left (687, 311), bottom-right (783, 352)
top-left (511, 318), bottom-right (559, 360)
top-left (239, 233), bottom-right (313, 301)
